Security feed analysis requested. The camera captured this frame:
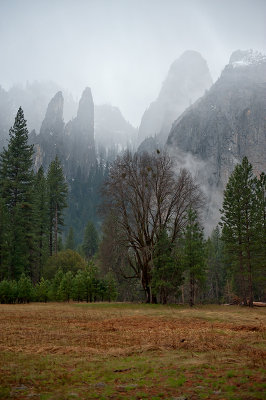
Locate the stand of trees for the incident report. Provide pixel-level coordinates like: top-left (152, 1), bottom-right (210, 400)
top-left (0, 108), bottom-right (68, 282)
top-left (0, 110), bottom-right (264, 306)
top-left (0, 262), bottom-right (117, 304)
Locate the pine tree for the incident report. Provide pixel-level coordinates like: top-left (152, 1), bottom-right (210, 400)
top-left (82, 221), bottom-right (99, 259)
top-left (50, 268), bottom-right (64, 301)
top-left (152, 229), bottom-right (182, 304)
top-left (65, 227), bottom-right (75, 250)
top-left (17, 273), bottom-right (33, 303)
top-left (220, 157), bottom-right (258, 306)
top-left (33, 166), bottom-right (49, 282)
top-left (253, 172), bottom-right (266, 300)
top-left (0, 197), bottom-right (9, 279)
top-left (47, 156), bottom-right (68, 256)
top-left (73, 270), bottom-right (86, 301)
top-left (104, 271), bottom-right (118, 302)
top-left (35, 277), bottom-right (50, 302)
top-left (180, 208), bottom-right (206, 307)
top-left (206, 226), bottom-right (226, 303)
top-left (0, 107), bottom-right (34, 279)
top-left (82, 261), bottom-right (98, 302)
top-left (59, 271), bottom-right (73, 302)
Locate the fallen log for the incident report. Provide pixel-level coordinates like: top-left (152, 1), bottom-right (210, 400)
top-left (253, 302), bottom-right (266, 307)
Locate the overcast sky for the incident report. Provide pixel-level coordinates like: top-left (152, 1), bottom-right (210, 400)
top-left (0, 0), bottom-right (265, 126)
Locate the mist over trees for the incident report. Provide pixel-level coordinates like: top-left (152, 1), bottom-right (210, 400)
top-left (0, 107), bottom-right (265, 306)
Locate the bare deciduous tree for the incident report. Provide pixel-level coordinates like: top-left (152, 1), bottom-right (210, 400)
top-left (103, 150), bottom-right (203, 303)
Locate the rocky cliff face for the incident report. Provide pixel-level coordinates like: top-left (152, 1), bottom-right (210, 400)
top-left (67, 87), bottom-right (94, 141)
top-left (40, 91), bottom-right (64, 137)
top-left (168, 49), bottom-right (266, 185)
top-left (32, 91), bottom-right (66, 171)
top-left (167, 49), bottom-right (266, 230)
top-left (94, 104), bottom-right (137, 155)
top-left (138, 51), bottom-right (212, 145)
top-left (31, 88), bottom-right (96, 177)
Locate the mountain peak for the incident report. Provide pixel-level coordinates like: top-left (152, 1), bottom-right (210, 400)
top-left (77, 87), bottom-right (93, 121)
top-left (138, 50), bottom-right (212, 146)
top-left (40, 91), bottom-right (64, 136)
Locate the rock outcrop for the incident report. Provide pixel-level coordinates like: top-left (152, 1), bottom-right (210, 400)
top-left (32, 91), bottom-right (66, 170)
top-left (138, 51), bottom-right (212, 146)
top-left (39, 91), bottom-right (64, 137)
top-left (168, 49), bottom-right (266, 185)
top-left (31, 88), bottom-right (96, 177)
top-left (94, 104), bottom-right (137, 155)
top-left (65, 87), bottom-right (96, 175)
top-left (167, 49), bottom-right (266, 231)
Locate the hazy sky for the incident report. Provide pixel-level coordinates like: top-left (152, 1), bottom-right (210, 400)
top-left (1, 0), bottom-right (265, 126)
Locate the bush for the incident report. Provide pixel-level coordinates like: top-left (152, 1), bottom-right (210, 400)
top-left (17, 273), bottom-right (33, 303)
top-left (0, 280), bottom-right (17, 303)
top-left (43, 250), bottom-right (86, 279)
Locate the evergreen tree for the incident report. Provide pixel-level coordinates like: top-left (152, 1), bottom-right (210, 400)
top-left (57, 235), bottom-right (64, 252)
top-left (47, 156), bottom-right (68, 256)
top-left (220, 157), bottom-right (259, 306)
top-left (73, 270), bottom-right (86, 301)
top-left (33, 166), bottom-right (49, 282)
top-left (180, 208), bottom-right (206, 307)
top-left (17, 273), bottom-right (33, 303)
top-left (82, 221), bottom-right (99, 259)
top-left (65, 227), bottom-right (75, 250)
top-left (0, 279), bottom-right (17, 304)
top-left (58, 271), bottom-right (73, 302)
top-left (0, 107), bottom-right (34, 279)
top-left (50, 268), bottom-right (64, 301)
top-left (104, 271), bottom-right (118, 302)
top-left (82, 261), bottom-right (98, 302)
top-left (152, 229), bottom-right (182, 304)
top-left (206, 227), bottom-right (226, 303)
top-left (254, 173), bottom-right (266, 300)
top-left (256, 173), bottom-right (266, 271)
top-left (35, 277), bottom-right (50, 302)
top-left (0, 197), bottom-right (9, 279)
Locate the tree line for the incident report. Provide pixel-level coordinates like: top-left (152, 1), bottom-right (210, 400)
top-left (0, 107), bottom-right (68, 282)
top-left (0, 108), bottom-right (265, 306)
top-left (0, 262), bottom-right (117, 304)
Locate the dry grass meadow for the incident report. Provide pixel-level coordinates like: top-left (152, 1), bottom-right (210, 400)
top-left (0, 302), bottom-right (265, 399)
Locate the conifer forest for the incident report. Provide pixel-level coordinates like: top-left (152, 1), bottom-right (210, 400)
top-left (0, 107), bottom-right (265, 306)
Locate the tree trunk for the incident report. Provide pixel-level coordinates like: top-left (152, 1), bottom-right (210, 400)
top-left (190, 273), bottom-right (194, 307)
top-left (238, 249), bottom-right (248, 305)
top-left (55, 203), bottom-right (58, 255)
top-left (49, 223), bottom-right (53, 256)
top-left (181, 285), bottom-right (185, 304)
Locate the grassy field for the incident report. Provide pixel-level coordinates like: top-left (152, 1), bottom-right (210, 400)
top-left (0, 303), bottom-right (265, 399)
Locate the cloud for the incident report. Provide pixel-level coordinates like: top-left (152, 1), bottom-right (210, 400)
top-left (1, 0), bottom-right (265, 126)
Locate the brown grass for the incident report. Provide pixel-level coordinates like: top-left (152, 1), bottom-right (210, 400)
top-left (0, 303), bottom-right (265, 399)
top-left (0, 303), bottom-right (265, 357)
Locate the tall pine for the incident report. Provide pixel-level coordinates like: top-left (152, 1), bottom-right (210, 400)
top-left (180, 208), bottom-right (206, 307)
top-left (82, 221), bottom-right (99, 259)
top-left (0, 107), bottom-right (34, 279)
top-left (47, 156), bottom-right (68, 256)
top-left (33, 166), bottom-right (49, 282)
top-left (220, 157), bottom-right (258, 306)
